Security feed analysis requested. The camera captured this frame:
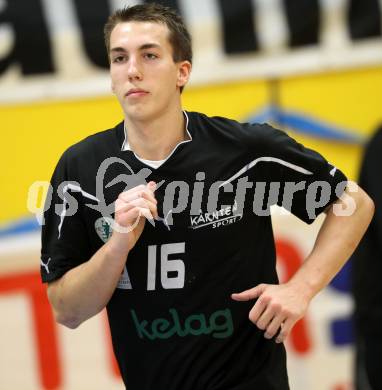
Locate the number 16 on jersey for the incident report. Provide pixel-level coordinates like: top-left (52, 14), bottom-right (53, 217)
top-left (147, 242), bottom-right (186, 290)
top-left (118, 242), bottom-right (186, 291)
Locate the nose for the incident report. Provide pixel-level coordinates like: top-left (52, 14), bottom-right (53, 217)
top-left (127, 57), bottom-right (143, 81)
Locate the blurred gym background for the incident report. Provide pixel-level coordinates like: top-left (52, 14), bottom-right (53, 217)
top-left (1, 0), bottom-right (382, 389)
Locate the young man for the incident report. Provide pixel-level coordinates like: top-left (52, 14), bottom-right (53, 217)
top-left (41, 4), bottom-right (374, 389)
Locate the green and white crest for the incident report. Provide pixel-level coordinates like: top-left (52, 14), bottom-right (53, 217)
top-left (95, 217), bottom-right (113, 243)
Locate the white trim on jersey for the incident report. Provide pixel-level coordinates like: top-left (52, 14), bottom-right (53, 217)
top-left (329, 166), bottom-right (337, 176)
top-left (121, 111), bottom-right (192, 169)
top-left (58, 183), bottom-right (99, 239)
top-left (219, 156), bottom-right (313, 187)
top-left (133, 157), bottom-right (166, 169)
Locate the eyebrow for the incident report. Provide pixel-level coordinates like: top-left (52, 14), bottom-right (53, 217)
top-left (110, 43), bottom-right (161, 53)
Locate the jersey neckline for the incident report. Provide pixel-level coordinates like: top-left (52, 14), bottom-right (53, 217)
top-left (115, 111), bottom-right (193, 171)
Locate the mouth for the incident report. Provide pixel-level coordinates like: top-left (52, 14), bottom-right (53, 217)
top-left (126, 89), bottom-right (149, 98)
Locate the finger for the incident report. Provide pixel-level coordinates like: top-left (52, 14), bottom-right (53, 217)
top-left (121, 206), bottom-right (151, 231)
top-left (254, 305), bottom-right (278, 331)
top-left (122, 190), bottom-right (157, 207)
top-left (231, 284), bottom-right (267, 301)
top-left (131, 199), bottom-right (156, 220)
top-left (145, 182), bottom-right (157, 208)
top-left (141, 198), bottom-right (158, 220)
top-left (147, 181), bottom-right (157, 192)
top-left (118, 192), bottom-right (141, 205)
top-left (140, 190), bottom-right (157, 206)
top-left (122, 184), bottom-right (146, 197)
top-left (137, 206), bottom-right (155, 222)
top-left (115, 198), bottom-right (145, 215)
top-left (264, 314), bottom-right (285, 339)
top-left (247, 296), bottom-right (268, 324)
top-left (275, 317), bottom-right (294, 344)
top-left (118, 198), bottom-right (157, 220)
top-left (118, 189), bottom-right (156, 204)
top-left (115, 198), bottom-right (134, 213)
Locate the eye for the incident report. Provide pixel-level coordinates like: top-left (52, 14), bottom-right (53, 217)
top-left (112, 55), bottom-right (126, 63)
top-left (144, 53), bottom-right (158, 60)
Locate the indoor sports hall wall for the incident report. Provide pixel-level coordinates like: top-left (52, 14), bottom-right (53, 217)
top-left (1, 1), bottom-right (382, 389)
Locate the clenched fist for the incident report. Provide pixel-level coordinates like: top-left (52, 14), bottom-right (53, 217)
top-left (108, 181), bottom-right (158, 254)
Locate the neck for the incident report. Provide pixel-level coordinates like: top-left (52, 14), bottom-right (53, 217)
top-left (124, 105), bottom-right (188, 161)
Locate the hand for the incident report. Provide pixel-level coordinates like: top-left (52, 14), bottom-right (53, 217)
top-left (109, 181), bottom-right (158, 253)
top-left (231, 282), bottom-right (311, 343)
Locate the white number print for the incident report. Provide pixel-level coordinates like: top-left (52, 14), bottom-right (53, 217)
top-left (147, 242), bottom-right (185, 291)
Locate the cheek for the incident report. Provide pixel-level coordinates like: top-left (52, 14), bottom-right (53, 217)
top-left (164, 71), bottom-right (181, 91)
top-left (154, 63), bottom-right (179, 82)
top-left (110, 69), bottom-right (125, 86)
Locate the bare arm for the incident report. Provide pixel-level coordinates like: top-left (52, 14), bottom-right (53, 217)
top-left (232, 184), bottom-right (374, 342)
top-left (288, 184), bottom-right (374, 297)
top-left (48, 182), bottom-right (157, 329)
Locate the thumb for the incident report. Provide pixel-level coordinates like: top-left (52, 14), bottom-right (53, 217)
top-left (231, 284), bottom-right (267, 301)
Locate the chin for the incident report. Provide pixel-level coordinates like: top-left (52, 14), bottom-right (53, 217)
top-left (125, 106), bottom-right (153, 122)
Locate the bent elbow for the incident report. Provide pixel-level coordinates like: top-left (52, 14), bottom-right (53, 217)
top-left (54, 311), bottom-right (82, 329)
top-left (47, 279), bottom-right (82, 329)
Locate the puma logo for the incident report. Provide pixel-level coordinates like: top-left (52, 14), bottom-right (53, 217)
top-left (156, 209), bottom-right (173, 231)
top-left (40, 258), bottom-right (52, 274)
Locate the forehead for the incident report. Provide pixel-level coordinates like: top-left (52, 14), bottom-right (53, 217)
top-left (110, 21), bottom-right (171, 50)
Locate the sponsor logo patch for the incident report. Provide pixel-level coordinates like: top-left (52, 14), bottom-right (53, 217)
top-left (189, 201), bottom-right (242, 230)
top-left (95, 217), bottom-right (113, 242)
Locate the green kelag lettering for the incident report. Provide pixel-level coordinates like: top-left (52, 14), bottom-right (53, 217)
top-left (209, 309), bottom-right (234, 339)
top-left (130, 308), bottom-right (234, 340)
top-left (169, 308), bottom-right (187, 337)
top-left (130, 310), bottom-right (155, 340)
top-left (184, 314), bottom-right (210, 336)
top-left (151, 318), bottom-right (177, 339)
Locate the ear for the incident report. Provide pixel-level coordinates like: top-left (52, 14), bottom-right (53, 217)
top-left (176, 61), bottom-right (192, 88)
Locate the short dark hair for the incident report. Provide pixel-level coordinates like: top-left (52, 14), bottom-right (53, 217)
top-left (104, 3), bottom-right (193, 65)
